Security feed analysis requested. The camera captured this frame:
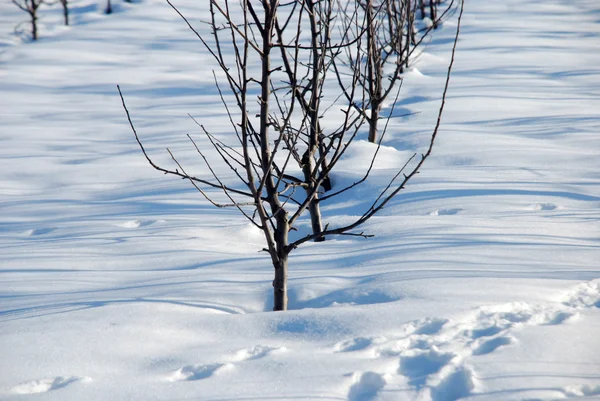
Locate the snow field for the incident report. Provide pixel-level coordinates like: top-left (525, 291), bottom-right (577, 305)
top-left (1, 0), bottom-right (599, 400)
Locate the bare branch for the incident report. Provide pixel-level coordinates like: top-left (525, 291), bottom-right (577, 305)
top-left (117, 85), bottom-right (256, 199)
top-left (288, 0), bottom-right (464, 251)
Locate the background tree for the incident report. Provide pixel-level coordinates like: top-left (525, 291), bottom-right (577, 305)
top-left (429, 0), bottom-right (438, 29)
top-left (59, 0), bottom-right (69, 25)
top-left (119, 0), bottom-right (463, 311)
top-left (336, 0), bottom-right (459, 143)
top-left (12, 0), bottom-right (45, 40)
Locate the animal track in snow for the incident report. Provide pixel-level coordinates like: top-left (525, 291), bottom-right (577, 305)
top-left (120, 219), bottom-right (163, 229)
top-left (545, 310), bottom-right (578, 325)
top-left (24, 227), bottom-right (56, 236)
top-left (398, 347), bottom-right (457, 388)
top-left (397, 317), bottom-right (448, 338)
top-left (169, 363), bottom-right (233, 381)
top-left (466, 325), bottom-right (503, 338)
top-left (562, 279), bottom-right (600, 309)
top-left (347, 371), bottom-right (387, 401)
top-left (362, 279), bottom-right (600, 401)
top-left (429, 208), bottom-right (462, 216)
top-left (471, 335), bottom-right (514, 356)
top-left (11, 376), bottom-right (90, 394)
top-left (529, 202), bottom-right (560, 211)
top-left (473, 301), bottom-right (578, 330)
top-left (232, 345), bottom-right (285, 361)
top-left (334, 337), bottom-right (375, 353)
top-left (169, 345), bottom-right (284, 383)
top-left (563, 384), bottom-right (600, 398)
top-left (413, 318), bottom-right (448, 335)
top-left (429, 365), bottom-right (479, 401)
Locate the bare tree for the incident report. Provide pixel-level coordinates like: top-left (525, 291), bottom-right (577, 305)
top-left (336, 0), bottom-right (459, 143)
top-left (12, 0), bottom-right (45, 40)
top-left (418, 0), bottom-right (440, 27)
top-left (119, 0), bottom-right (463, 311)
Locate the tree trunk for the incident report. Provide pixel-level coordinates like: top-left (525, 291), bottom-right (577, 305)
top-left (308, 200), bottom-right (324, 242)
top-left (430, 1), bottom-right (437, 28)
top-left (61, 0), bottom-right (69, 26)
top-left (369, 49), bottom-right (383, 143)
top-left (409, 7), bottom-right (416, 45)
top-left (365, 0), bottom-right (377, 143)
top-left (272, 256), bottom-right (288, 311)
top-left (318, 142), bottom-right (332, 192)
top-left (254, 2), bottom-right (291, 311)
top-left (404, 0), bottom-right (412, 69)
top-left (272, 218), bottom-right (289, 311)
top-left (302, 152), bottom-right (325, 242)
top-left (105, 0), bottom-right (112, 14)
top-left (303, 0), bottom-right (327, 239)
top-left (31, 11), bottom-right (37, 40)
top-left (368, 105), bottom-right (379, 143)
top-left (364, 0), bottom-right (390, 143)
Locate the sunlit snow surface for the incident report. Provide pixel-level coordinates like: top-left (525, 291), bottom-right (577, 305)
top-left (1, 0), bottom-right (599, 400)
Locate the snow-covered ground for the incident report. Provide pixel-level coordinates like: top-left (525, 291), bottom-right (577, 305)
top-left (1, 0), bottom-right (599, 400)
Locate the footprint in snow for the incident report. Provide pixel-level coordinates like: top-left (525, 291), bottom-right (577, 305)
top-left (466, 325), bottom-right (504, 339)
top-left (544, 310), bottom-right (578, 325)
top-left (429, 365), bottom-right (479, 401)
top-left (413, 318), bottom-right (449, 335)
top-left (232, 344), bottom-right (285, 361)
top-left (169, 345), bottom-right (284, 383)
top-left (530, 202), bottom-right (559, 211)
top-left (471, 335), bottom-right (514, 356)
top-left (347, 371), bottom-right (387, 401)
top-left (563, 384), bottom-right (600, 398)
top-left (398, 347), bottom-right (457, 389)
top-left (356, 280), bottom-right (599, 400)
top-left (373, 318), bottom-right (446, 357)
top-left (561, 279), bottom-right (600, 309)
top-left (24, 227), bottom-right (56, 236)
top-left (475, 301), bottom-right (565, 328)
top-left (169, 363), bottom-right (233, 381)
top-left (120, 219), bottom-right (163, 229)
top-left (334, 337), bottom-right (375, 353)
top-left (400, 317), bottom-right (448, 337)
top-left (429, 208), bottom-right (462, 216)
top-left (11, 376), bottom-right (90, 394)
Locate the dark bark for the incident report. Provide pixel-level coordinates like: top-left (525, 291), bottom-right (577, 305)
top-left (430, 1), bottom-right (438, 28)
top-left (368, 106), bottom-right (379, 143)
top-left (272, 218), bottom-right (289, 311)
top-left (319, 143), bottom-right (332, 191)
top-left (302, 153), bottom-right (324, 242)
top-left (31, 10), bottom-right (37, 40)
top-left (404, 0), bottom-right (412, 69)
top-left (60, 0), bottom-right (68, 25)
top-left (303, 0), bottom-right (326, 240)
top-left (258, 2), bottom-right (292, 309)
top-left (12, 0), bottom-right (43, 40)
top-left (419, 0), bottom-right (426, 20)
top-left (365, 0), bottom-right (376, 143)
top-left (410, 5), bottom-right (416, 45)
